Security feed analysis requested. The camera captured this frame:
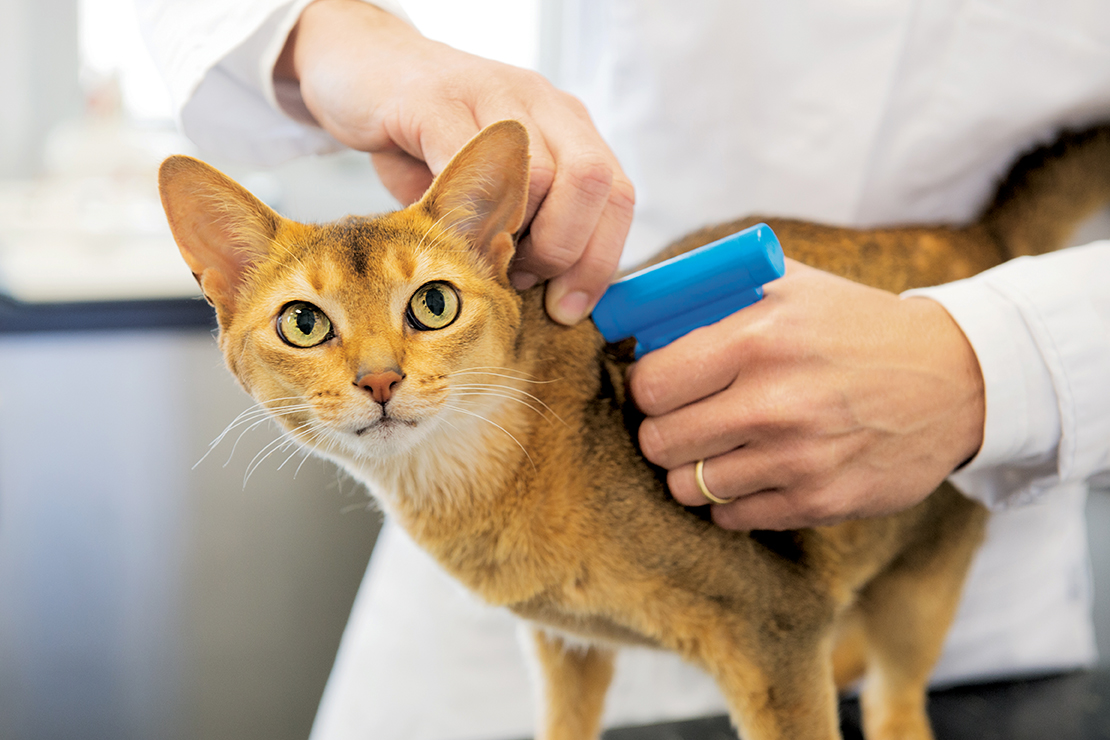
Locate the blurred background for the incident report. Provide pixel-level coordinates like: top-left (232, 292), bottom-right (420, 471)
top-left (0, 2), bottom-right (1108, 740)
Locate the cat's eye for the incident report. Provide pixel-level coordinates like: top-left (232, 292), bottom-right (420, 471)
top-left (407, 282), bottom-right (460, 331)
top-left (277, 302), bottom-right (333, 347)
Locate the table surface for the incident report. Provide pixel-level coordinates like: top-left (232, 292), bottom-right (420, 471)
top-left (590, 670), bottom-right (1110, 740)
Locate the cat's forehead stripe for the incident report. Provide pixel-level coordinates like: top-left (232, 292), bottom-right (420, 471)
top-left (326, 217), bottom-right (425, 279)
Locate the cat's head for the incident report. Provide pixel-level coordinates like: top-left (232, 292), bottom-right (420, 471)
top-left (159, 121), bottom-right (532, 463)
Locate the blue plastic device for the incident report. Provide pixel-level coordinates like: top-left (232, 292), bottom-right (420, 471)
top-left (592, 223), bottom-right (785, 357)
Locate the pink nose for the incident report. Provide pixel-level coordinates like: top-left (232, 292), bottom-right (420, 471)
top-left (356, 370), bottom-right (404, 404)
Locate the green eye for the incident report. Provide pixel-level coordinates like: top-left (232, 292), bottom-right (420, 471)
top-left (408, 282), bottom-right (460, 330)
top-left (277, 302), bottom-right (333, 347)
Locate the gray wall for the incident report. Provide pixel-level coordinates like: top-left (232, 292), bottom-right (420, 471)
top-left (0, 329), bottom-right (380, 740)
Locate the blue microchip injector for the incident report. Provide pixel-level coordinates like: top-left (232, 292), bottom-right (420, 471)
top-left (591, 223), bottom-right (785, 357)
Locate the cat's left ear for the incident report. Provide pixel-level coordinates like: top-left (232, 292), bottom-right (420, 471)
top-left (418, 120), bottom-right (530, 279)
top-left (158, 155), bottom-right (283, 316)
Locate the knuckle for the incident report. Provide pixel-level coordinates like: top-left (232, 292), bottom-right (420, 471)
top-left (799, 491), bottom-right (843, 525)
top-left (637, 419), bottom-right (670, 465)
top-left (736, 325), bottom-right (777, 362)
top-left (608, 175), bottom-right (637, 214)
top-left (531, 239), bottom-right (579, 274)
top-left (556, 90), bottom-right (592, 117)
top-left (734, 396), bottom-right (775, 434)
top-left (666, 468), bottom-right (696, 504)
top-left (565, 156), bottom-right (615, 201)
top-left (628, 365), bottom-right (664, 415)
top-left (576, 246), bottom-right (622, 285)
top-left (528, 160), bottom-right (557, 199)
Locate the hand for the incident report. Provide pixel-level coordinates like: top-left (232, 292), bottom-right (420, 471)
top-left (627, 259), bottom-right (986, 531)
top-left (275, 0), bottom-right (635, 324)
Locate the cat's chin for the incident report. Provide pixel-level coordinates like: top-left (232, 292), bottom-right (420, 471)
top-left (324, 411), bottom-right (440, 464)
top-left (354, 415), bottom-right (419, 437)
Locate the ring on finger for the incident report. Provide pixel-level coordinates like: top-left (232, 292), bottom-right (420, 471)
top-left (695, 459), bottom-right (731, 505)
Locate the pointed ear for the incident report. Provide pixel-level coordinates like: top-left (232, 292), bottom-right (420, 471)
top-left (158, 155), bottom-right (282, 314)
top-left (418, 120), bottom-right (530, 278)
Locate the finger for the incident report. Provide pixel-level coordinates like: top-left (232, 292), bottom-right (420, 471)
top-left (543, 170), bottom-right (634, 324)
top-left (636, 365), bottom-right (803, 469)
top-left (381, 105), bottom-right (481, 179)
top-left (709, 483), bottom-right (864, 531)
top-left (512, 141), bottom-right (616, 286)
top-left (370, 151), bottom-right (435, 206)
top-left (666, 448), bottom-right (790, 508)
top-left (710, 489), bottom-right (808, 531)
top-left (638, 390), bottom-right (751, 470)
top-left (505, 134), bottom-right (557, 290)
top-left (628, 313), bottom-right (751, 417)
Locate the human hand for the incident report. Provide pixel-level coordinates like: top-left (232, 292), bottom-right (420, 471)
top-left (275, 0), bottom-right (634, 324)
top-left (627, 259), bottom-right (986, 531)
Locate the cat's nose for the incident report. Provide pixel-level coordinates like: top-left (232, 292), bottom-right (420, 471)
top-left (355, 369), bottom-right (405, 404)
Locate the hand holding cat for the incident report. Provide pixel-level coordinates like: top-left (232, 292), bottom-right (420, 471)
top-left (628, 259), bottom-right (987, 530)
top-left (277, 0), bottom-right (634, 325)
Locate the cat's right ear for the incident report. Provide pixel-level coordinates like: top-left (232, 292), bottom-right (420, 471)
top-left (158, 155), bottom-right (281, 313)
top-left (418, 120), bottom-right (531, 280)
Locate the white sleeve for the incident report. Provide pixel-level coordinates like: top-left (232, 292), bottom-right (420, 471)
top-left (906, 241), bottom-right (1110, 509)
top-left (135, 0), bottom-right (413, 165)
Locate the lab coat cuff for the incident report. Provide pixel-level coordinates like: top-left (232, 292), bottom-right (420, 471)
top-left (904, 275), bottom-right (1060, 507)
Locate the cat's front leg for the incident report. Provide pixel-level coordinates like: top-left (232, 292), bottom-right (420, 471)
top-left (531, 629), bottom-right (616, 740)
top-left (700, 629), bottom-right (841, 740)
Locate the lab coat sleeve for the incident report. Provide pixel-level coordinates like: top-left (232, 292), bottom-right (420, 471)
top-left (135, 0), bottom-right (412, 164)
top-left (906, 241), bottom-right (1110, 509)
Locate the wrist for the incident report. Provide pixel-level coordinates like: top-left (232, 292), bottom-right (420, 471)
top-left (901, 295), bottom-right (985, 468)
top-left (274, 0), bottom-right (429, 150)
top-left (287, 0), bottom-right (418, 78)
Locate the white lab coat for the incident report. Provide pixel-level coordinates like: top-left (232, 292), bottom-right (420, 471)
top-left (138, 1), bottom-right (1110, 738)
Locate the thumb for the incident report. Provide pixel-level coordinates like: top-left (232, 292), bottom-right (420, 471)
top-left (371, 151), bottom-right (435, 206)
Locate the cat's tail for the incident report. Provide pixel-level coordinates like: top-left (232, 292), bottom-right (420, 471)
top-left (981, 123), bottom-right (1110, 258)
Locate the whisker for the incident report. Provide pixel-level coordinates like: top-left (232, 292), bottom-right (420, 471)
top-left (243, 424), bottom-right (315, 487)
top-left (243, 433), bottom-right (293, 486)
top-left (199, 402), bottom-right (317, 470)
top-left (278, 445), bottom-right (305, 472)
top-left (279, 422), bottom-right (334, 475)
top-left (294, 446), bottom-right (319, 478)
top-left (450, 383), bottom-right (568, 427)
top-left (448, 367), bottom-right (562, 384)
top-left (443, 403), bottom-right (536, 471)
top-left (223, 410), bottom-right (314, 469)
top-left (451, 390), bottom-right (556, 425)
top-left (204, 399), bottom-right (313, 446)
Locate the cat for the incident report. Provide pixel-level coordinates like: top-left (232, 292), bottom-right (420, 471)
top-left (158, 120), bottom-right (1110, 740)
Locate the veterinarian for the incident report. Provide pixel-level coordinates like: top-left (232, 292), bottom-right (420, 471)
top-left (140, 0), bottom-right (1110, 737)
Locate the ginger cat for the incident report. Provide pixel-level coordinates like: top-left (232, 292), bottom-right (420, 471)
top-left (159, 120), bottom-right (1110, 740)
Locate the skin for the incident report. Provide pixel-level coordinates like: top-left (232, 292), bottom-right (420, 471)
top-left (274, 0), bottom-right (986, 531)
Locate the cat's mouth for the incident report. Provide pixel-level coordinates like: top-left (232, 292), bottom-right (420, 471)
top-left (354, 413), bottom-right (419, 436)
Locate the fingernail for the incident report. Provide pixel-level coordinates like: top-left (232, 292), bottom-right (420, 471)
top-left (554, 290), bottom-right (591, 324)
top-left (510, 271), bottom-right (539, 290)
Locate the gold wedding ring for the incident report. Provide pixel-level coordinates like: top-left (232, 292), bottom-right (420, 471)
top-left (695, 459), bottom-right (730, 505)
